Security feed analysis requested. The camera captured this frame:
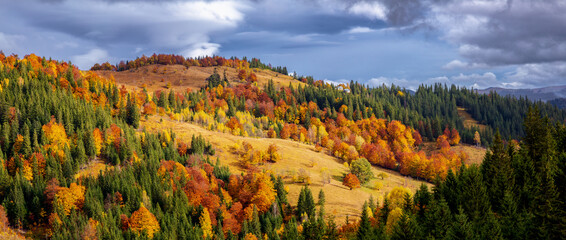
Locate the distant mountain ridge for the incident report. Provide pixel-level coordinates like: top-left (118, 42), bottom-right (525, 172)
top-left (477, 85), bottom-right (566, 103)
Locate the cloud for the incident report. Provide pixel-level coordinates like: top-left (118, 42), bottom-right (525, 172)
top-left (442, 59), bottom-right (488, 70)
top-left (0, 32), bottom-right (25, 53)
top-left (426, 72), bottom-right (499, 89)
top-left (367, 76), bottom-right (415, 90)
top-left (2, 0), bottom-right (248, 61)
top-left (181, 42), bottom-right (221, 58)
top-left (505, 61), bottom-right (566, 87)
top-left (323, 78), bottom-right (349, 86)
top-left (349, 1), bottom-right (387, 21)
top-left (345, 27), bottom-right (375, 34)
top-left (431, 0), bottom-right (566, 65)
top-left (71, 48), bottom-right (109, 69)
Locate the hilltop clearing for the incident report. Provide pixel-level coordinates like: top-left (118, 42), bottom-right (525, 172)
top-left (95, 64), bottom-right (303, 94)
top-left (457, 107), bottom-right (488, 131)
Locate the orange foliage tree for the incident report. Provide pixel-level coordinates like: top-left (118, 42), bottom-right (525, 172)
top-left (55, 183), bottom-right (85, 215)
top-left (129, 203), bottom-right (160, 238)
top-left (92, 128), bottom-right (104, 156)
top-left (342, 173), bottom-right (361, 190)
top-left (265, 144), bottom-right (281, 162)
top-left (42, 117), bottom-right (70, 161)
top-left (449, 128), bottom-right (461, 145)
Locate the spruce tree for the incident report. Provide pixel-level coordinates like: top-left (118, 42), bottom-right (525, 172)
top-left (423, 198), bottom-right (451, 239)
top-left (126, 95), bottom-right (140, 128)
top-left (281, 218), bottom-right (301, 240)
top-left (446, 208), bottom-right (474, 240)
top-left (390, 213), bottom-right (422, 240)
top-left (250, 205), bottom-right (261, 238)
top-left (357, 201), bottom-right (372, 240)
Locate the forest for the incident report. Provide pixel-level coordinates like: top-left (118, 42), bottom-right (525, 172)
top-left (0, 52), bottom-right (564, 239)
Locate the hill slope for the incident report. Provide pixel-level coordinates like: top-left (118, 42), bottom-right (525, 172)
top-left (141, 115), bottom-right (432, 223)
top-left (95, 64), bottom-right (302, 93)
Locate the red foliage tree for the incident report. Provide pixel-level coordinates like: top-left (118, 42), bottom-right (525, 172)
top-left (342, 173), bottom-right (361, 190)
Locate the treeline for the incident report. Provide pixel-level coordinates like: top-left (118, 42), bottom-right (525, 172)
top-left (549, 98), bottom-right (566, 109)
top-left (249, 58), bottom-right (288, 75)
top-left (90, 54), bottom-right (289, 76)
top-left (342, 107), bottom-right (566, 240)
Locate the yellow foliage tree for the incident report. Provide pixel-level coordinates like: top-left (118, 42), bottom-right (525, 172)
top-left (244, 233), bottom-right (258, 240)
top-left (55, 183), bottom-right (85, 215)
top-left (200, 208), bottom-right (213, 239)
top-left (92, 128), bottom-right (103, 156)
top-left (266, 144), bottom-right (281, 163)
top-left (12, 134), bottom-right (24, 154)
top-left (250, 174), bottom-right (277, 212)
top-left (387, 186), bottom-right (411, 210)
top-left (386, 207), bottom-right (403, 233)
top-left (129, 203), bottom-right (160, 238)
top-left (42, 118), bottom-right (69, 161)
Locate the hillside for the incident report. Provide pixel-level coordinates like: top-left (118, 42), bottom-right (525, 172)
top-left (1, 53), bottom-right (564, 239)
top-left (141, 114), bottom-right (432, 224)
top-left (95, 64), bottom-right (303, 93)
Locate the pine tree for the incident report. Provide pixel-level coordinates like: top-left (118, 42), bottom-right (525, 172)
top-left (368, 195), bottom-right (376, 213)
top-left (275, 177), bottom-right (287, 205)
top-left (304, 187), bottom-right (315, 219)
top-left (5, 183), bottom-right (27, 228)
top-left (22, 123), bottom-right (31, 156)
top-left (413, 184), bottom-right (431, 221)
top-left (390, 213), bottom-right (422, 240)
top-left (500, 191), bottom-right (524, 239)
top-left (482, 131), bottom-right (514, 213)
top-left (126, 95), bottom-right (140, 128)
top-left (281, 218), bottom-right (301, 240)
top-left (317, 189), bottom-right (325, 206)
top-left (250, 205), bottom-right (261, 238)
top-left (357, 201), bottom-right (372, 240)
top-left (324, 215), bottom-right (339, 240)
top-left (207, 68), bottom-right (222, 88)
top-left (446, 208), bottom-right (474, 240)
top-left (423, 198), bottom-right (452, 239)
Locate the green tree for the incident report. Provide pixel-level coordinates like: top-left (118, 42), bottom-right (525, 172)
top-left (126, 95), bottom-right (140, 128)
top-left (391, 213), bottom-right (422, 240)
top-left (446, 208), bottom-right (474, 240)
top-left (350, 158), bottom-right (373, 184)
top-left (357, 202), bottom-right (372, 240)
top-left (207, 68), bottom-right (222, 88)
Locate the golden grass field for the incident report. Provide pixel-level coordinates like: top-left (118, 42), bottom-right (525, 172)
top-left (141, 115), bottom-right (433, 224)
top-left (74, 158), bottom-right (114, 180)
top-left (457, 107), bottom-right (489, 132)
top-left (95, 65), bottom-right (304, 94)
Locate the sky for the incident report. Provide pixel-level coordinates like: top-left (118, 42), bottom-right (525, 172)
top-left (1, 0), bottom-right (565, 90)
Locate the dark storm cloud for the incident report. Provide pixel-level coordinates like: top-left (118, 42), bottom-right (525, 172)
top-left (433, 0), bottom-right (566, 66)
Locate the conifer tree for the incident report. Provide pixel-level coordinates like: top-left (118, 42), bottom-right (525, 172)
top-left (357, 201), bottom-right (372, 240)
top-left (446, 208), bottom-right (474, 240)
top-left (250, 205), bottom-right (261, 238)
top-left (126, 95), bottom-right (140, 128)
top-left (391, 213), bottom-right (422, 240)
top-left (281, 218), bottom-right (300, 240)
top-left (423, 198), bottom-right (452, 239)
